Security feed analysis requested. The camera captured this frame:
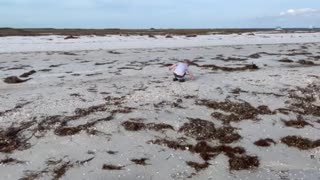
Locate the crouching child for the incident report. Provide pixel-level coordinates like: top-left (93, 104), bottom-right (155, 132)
top-left (169, 59), bottom-right (195, 82)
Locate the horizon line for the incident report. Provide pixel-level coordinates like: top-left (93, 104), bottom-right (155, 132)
top-left (1, 27), bottom-right (319, 30)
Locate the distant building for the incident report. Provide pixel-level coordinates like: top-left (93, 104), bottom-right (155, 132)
top-left (275, 26), bottom-right (283, 31)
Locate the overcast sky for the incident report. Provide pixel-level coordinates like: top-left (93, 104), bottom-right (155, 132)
top-left (0, 0), bottom-right (319, 28)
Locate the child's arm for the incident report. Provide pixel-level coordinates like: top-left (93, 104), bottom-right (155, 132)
top-left (188, 72), bottom-right (195, 80)
top-left (169, 64), bottom-right (177, 71)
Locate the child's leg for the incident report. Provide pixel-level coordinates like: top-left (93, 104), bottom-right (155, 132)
top-left (173, 73), bottom-right (186, 82)
top-left (178, 73), bottom-right (186, 82)
top-left (173, 73), bottom-right (179, 81)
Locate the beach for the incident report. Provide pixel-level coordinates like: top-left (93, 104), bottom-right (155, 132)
top-left (1, 32), bottom-right (320, 180)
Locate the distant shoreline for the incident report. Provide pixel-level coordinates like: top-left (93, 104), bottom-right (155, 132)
top-left (0, 28), bottom-right (319, 37)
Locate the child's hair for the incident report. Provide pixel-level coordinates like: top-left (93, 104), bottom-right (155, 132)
top-left (184, 59), bottom-right (192, 65)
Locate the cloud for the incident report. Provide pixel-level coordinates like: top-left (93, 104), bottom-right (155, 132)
top-left (1, 1), bottom-right (320, 28)
top-left (280, 8), bottom-right (318, 16)
top-left (246, 8), bottom-right (320, 28)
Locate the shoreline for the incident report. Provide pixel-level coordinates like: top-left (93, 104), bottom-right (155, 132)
top-left (1, 28), bottom-right (318, 37)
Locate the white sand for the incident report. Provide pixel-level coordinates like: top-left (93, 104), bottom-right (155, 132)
top-left (1, 32), bottom-right (320, 53)
top-left (0, 32), bottom-right (320, 180)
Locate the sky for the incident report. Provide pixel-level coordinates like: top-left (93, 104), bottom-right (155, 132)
top-left (0, 0), bottom-right (320, 28)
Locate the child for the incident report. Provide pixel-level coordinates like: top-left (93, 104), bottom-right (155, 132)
top-left (169, 59), bottom-right (195, 82)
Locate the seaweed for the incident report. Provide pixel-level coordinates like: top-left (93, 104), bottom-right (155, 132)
top-left (248, 53), bottom-right (261, 59)
top-left (85, 72), bottom-right (103, 76)
top-left (121, 121), bottom-right (146, 131)
top-left (288, 84), bottom-right (320, 117)
top-left (186, 161), bottom-right (210, 172)
top-left (54, 116), bottom-right (113, 136)
top-left (52, 161), bottom-right (73, 180)
top-left (279, 58), bottom-right (293, 63)
top-left (39, 69), bottom-right (52, 72)
top-left (21, 157), bottom-right (94, 180)
top-left (0, 121), bottom-right (35, 153)
top-left (149, 138), bottom-right (258, 171)
top-left (178, 118), bottom-right (216, 140)
top-left (49, 64), bottom-right (65, 68)
top-left (154, 100), bottom-right (185, 109)
top-left (4, 76), bottom-right (31, 84)
top-left (200, 63), bottom-right (258, 72)
top-left (254, 138), bottom-right (276, 147)
top-left (0, 102), bottom-right (30, 117)
top-left (102, 164), bottom-right (124, 170)
top-left (148, 139), bottom-right (193, 151)
top-left (282, 115), bottom-right (313, 129)
top-left (228, 155), bottom-right (259, 171)
top-left (122, 121), bottom-right (174, 132)
top-left (64, 35), bottom-right (78, 40)
top-left (281, 136), bottom-right (320, 150)
top-left (108, 51), bottom-right (122, 54)
top-left (0, 157), bottom-right (25, 165)
top-left (131, 158), bottom-right (149, 166)
top-left (297, 60), bottom-right (315, 65)
top-left (197, 99), bottom-right (273, 124)
top-left (20, 70), bottom-right (36, 78)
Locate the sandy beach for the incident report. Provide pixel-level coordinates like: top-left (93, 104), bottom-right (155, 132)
top-left (1, 32), bottom-right (320, 180)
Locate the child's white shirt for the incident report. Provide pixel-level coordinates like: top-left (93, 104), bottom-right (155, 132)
top-left (174, 63), bottom-right (189, 76)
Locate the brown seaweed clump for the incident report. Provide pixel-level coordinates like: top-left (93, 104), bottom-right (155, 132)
top-left (281, 136), bottom-right (320, 150)
top-left (196, 99), bottom-right (273, 124)
top-left (54, 116), bottom-right (113, 136)
top-left (193, 141), bottom-right (246, 161)
top-left (200, 63), bottom-right (259, 72)
top-left (147, 123), bottom-right (174, 131)
top-left (148, 139), bottom-right (193, 151)
top-left (186, 161), bottom-right (210, 172)
top-left (148, 139), bottom-right (259, 171)
top-left (282, 115), bottom-right (313, 129)
top-left (178, 118), bottom-right (241, 144)
top-left (228, 155), bottom-right (260, 171)
top-left (36, 96), bottom-right (132, 137)
top-left (0, 157), bottom-right (25, 165)
top-left (121, 121), bottom-right (174, 132)
top-left (122, 121), bottom-right (146, 131)
top-left (21, 157), bottom-right (94, 180)
top-left (279, 58), bottom-right (293, 63)
top-left (297, 60), bottom-right (315, 65)
top-left (186, 34), bottom-right (197, 37)
top-left (131, 158), bottom-right (149, 166)
top-left (52, 161), bottom-right (74, 180)
top-left (102, 164), bottom-right (124, 170)
top-left (248, 53), bottom-right (261, 59)
top-left (20, 70), bottom-right (36, 78)
top-left (287, 84), bottom-right (320, 117)
top-left (194, 142), bottom-right (259, 171)
top-left (179, 118), bottom-right (216, 140)
top-left (153, 100), bottom-right (185, 109)
top-left (4, 76), bottom-right (31, 84)
top-left (0, 121), bottom-right (35, 153)
top-left (54, 127), bottom-right (83, 136)
top-left (64, 35), bottom-right (79, 40)
top-left (0, 102), bottom-right (30, 117)
top-left (254, 138), bottom-right (276, 147)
